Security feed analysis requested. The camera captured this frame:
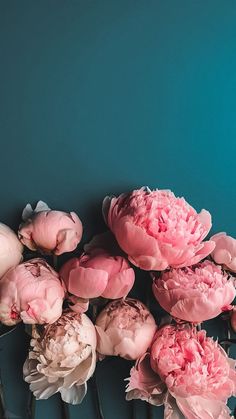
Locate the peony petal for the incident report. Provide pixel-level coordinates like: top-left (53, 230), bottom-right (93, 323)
top-left (18, 225), bottom-right (37, 251)
top-left (63, 351), bottom-right (96, 387)
top-left (60, 383), bottom-right (87, 405)
top-left (113, 219), bottom-right (166, 270)
top-left (126, 352), bottom-right (166, 405)
top-left (174, 240), bottom-right (216, 268)
top-left (22, 201), bottom-right (51, 221)
top-left (32, 379), bottom-right (61, 400)
top-left (102, 196), bottom-right (115, 226)
top-left (101, 268), bottom-right (135, 299)
top-left (95, 325), bottom-right (114, 356)
top-left (197, 210), bottom-right (212, 239)
top-left (68, 297), bottom-right (89, 313)
top-left (68, 266), bottom-right (108, 299)
top-left (176, 395), bottom-right (231, 419)
top-left (126, 388), bottom-right (166, 406)
top-left (212, 249), bottom-right (232, 265)
top-left (164, 392), bottom-right (185, 419)
top-left (55, 229), bottom-right (80, 255)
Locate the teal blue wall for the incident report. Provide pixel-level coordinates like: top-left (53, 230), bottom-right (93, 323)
top-left (0, 1), bottom-right (236, 418)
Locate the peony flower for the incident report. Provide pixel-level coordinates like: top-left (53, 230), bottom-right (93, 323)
top-left (126, 338), bottom-right (234, 418)
top-left (23, 311), bottom-right (97, 404)
top-left (0, 258), bottom-right (65, 325)
top-left (0, 223), bottom-right (23, 278)
top-left (18, 200), bottom-right (83, 255)
top-left (95, 298), bottom-right (157, 360)
top-left (150, 325), bottom-right (236, 418)
top-left (103, 187), bottom-right (215, 271)
top-left (152, 260), bottom-right (236, 323)
top-left (211, 232), bottom-right (236, 272)
top-left (60, 250), bottom-right (135, 300)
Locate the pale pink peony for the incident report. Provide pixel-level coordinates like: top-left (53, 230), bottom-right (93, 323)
top-left (150, 325), bottom-right (236, 402)
top-left (60, 250), bottom-right (135, 300)
top-left (0, 223), bottom-right (23, 278)
top-left (23, 311), bottom-right (97, 404)
top-left (0, 258), bottom-right (65, 325)
top-left (103, 187), bottom-right (215, 271)
top-left (152, 260), bottom-right (236, 323)
top-left (18, 201), bottom-right (83, 255)
top-left (95, 298), bottom-right (157, 360)
top-left (211, 232), bottom-right (236, 272)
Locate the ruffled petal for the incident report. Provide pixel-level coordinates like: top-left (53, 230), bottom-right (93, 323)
top-left (176, 395), bottom-right (232, 419)
top-left (60, 382), bottom-right (87, 405)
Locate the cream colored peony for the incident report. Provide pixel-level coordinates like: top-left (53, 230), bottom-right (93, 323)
top-left (23, 311), bottom-right (97, 404)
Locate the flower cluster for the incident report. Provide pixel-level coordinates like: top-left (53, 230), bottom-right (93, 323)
top-left (0, 187), bottom-right (235, 418)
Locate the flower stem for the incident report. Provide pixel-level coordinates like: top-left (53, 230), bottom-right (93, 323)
top-left (26, 391), bottom-right (35, 419)
top-left (53, 255), bottom-right (58, 270)
top-left (92, 304), bottom-right (98, 319)
top-left (0, 374), bottom-right (6, 419)
top-left (221, 320), bottom-right (232, 355)
top-left (60, 398), bottom-right (70, 419)
top-left (91, 304), bottom-right (104, 419)
top-left (145, 282), bottom-right (153, 419)
top-left (131, 400), bottom-right (136, 419)
top-left (219, 338), bottom-right (236, 346)
top-left (91, 374), bottom-right (104, 419)
top-left (146, 402), bottom-right (153, 419)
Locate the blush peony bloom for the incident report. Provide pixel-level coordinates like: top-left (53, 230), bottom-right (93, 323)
top-left (95, 299), bottom-right (157, 360)
top-left (126, 325), bottom-right (236, 417)
top-left (60, 250), bottom-right (135, 300)
top-left (103, 187), bottom-right (215, 271)
top-left (0, 258), bottom-right (65, 325)
top-left (151, 325), bottom-right (236, 402)
top-left (0, 223), bottom-right (23, 278)
top-left (23, 311), bottom-right (97, 404)
top-left (18, 201), bottom-right (83, 255)
top-left (211, 232), bottom-right (236, 272)
top-left (152, 260), bottom-right (236, 323)
top-left (126, 338), bottom-right (234, 419)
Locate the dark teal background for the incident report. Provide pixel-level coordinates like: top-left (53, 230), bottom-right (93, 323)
top-left (0, 1), bottom-right (236, 418)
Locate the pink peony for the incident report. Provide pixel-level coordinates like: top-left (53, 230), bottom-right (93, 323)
top-left (103, 187), bottom-right (215, 271)
top-left (18, 201), bottom-right (83, 255)
top-left (23, 311), bottom-right (96, 404)
top-left (95, 298), bottom-right (157, 360)
top-left (60, 250), bottom-right (135, 300)
top-left (0, 223), bottom-right (23, 278)
top-left (211, 232), bottom-right (236, 272)
top-left (0, 258), bottom-right (65, 325)
top-left (150, 325), bottom-right (236, 402)
top-left (126, 341), bottom-right (234, 418)
top-left (152, 260), bottom-right (236, 323)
